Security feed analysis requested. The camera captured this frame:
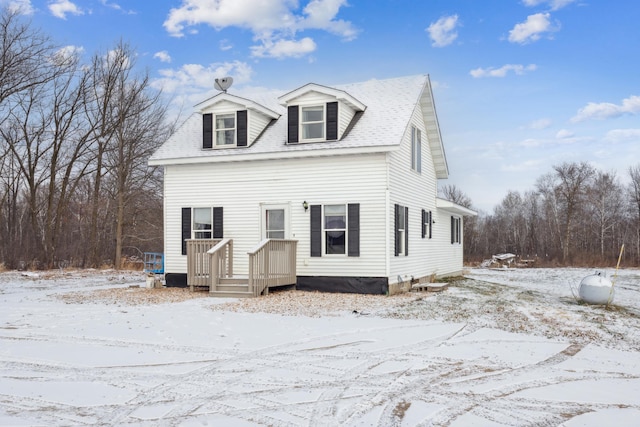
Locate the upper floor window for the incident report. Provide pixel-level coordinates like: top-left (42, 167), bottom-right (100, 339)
top-left (411, 126), bottom-right (422, 173)
top-left (216, 113), bottom-right (236, 146)
top-left (301, 105), bottom-right (325, 141)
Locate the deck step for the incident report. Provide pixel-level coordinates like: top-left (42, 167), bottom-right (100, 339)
top-left (209, 290), bottom-right (254, 298)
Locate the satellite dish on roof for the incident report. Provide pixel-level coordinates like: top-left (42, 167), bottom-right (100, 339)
top-left (214, 77), bottom-right (233, 93)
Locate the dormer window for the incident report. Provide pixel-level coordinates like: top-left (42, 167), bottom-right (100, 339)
top-left (301, 105), bottom-right (325, 141)
top-left (202, 110), bottom-right (249, 149)
top-left (216, 113), bottom-right (236, 146)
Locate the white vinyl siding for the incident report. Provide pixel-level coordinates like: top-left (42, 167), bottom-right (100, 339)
top-left (163, 154), bottom-right (388, 278)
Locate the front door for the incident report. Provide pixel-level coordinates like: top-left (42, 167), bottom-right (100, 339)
top-left (261, 204), bottom-right (290, 239)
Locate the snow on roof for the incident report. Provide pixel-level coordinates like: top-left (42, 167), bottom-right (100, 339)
top-left (149, 74), bottom-right (444, 168)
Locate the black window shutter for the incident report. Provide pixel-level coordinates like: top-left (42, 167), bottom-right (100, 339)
top-left (347, 203), bottom-right (360, 257)
top-left (213, 207), bottom-right (223, 238)
top-left (288, 105), bottom-right (299, 144)
top-left (310, 205), bottom-right (321, 257)
top-left (421, 209), bottom-right (426, 239)
top-left (394, 204), bottom-right (400, 257)
top-left (326, 101), bottom-right (338, 140)
top-left (451, 216), bottom-right (455, 244)
top-left (429, 211), bottom-right (433, 239)
top-left (404, 207), bottom-right (409, 256)
top-left (202, 113), bottom-right (213, 149)
top-left (181, 207), bottom-right (191, 255)
top-left (237, 110), bottom-right (248, 146)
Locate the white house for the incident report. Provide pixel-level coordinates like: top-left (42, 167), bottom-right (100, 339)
top-left (149, 74), bottom-right (475, 295)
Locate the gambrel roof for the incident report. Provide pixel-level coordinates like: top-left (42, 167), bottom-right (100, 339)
top-left (149, 74), bottom-right (449, 179)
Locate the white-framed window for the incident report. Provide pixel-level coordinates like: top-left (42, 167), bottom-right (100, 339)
top-left (301, 105), bottom-right (325, 141)
top-left (397, 206), bottom-right (406, 255)
top-left (324, 204), bottom-right (346, 255)
top-left (193, 207), bottom-right (212, 239)
top-left (215, 113), bottom-right (236, 146)
top-left (411, 126), bottom-right (422, 173)
top-left (451, 216), bottom-right (461, 244)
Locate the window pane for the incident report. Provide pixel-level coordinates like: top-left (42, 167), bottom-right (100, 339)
top-left (398, 210), bottom-right (405, 229)
top-left (302, 106), bottom-right (323, 122)
top-left (216, 129), bottom-right (234, 145)
top-left (193, 208), bottom-right (212, 230)
top-left (326, 230), bottom-right (345, 254)
top-left (195, 231), bottom-right (212, 239)
top-left (303, 123), bottom-right (324, 139)
top-left (267, 210), bottom-right (285, 230)
top-left (267, 230), bottom-right (285, 239)
top-left (324, 205), bottom-right (345, 229)
top-left (216, 114), bottom-right (235, 129)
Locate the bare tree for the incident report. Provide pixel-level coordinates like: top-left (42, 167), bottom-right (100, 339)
top-left (629, 165), bottom-right (640, 264)
top-left (537, 162), bottom-right (594, 262)
top-left (586, 171), bottom-right (624, 256)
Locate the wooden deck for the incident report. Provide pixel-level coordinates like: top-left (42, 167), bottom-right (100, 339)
top-left (186, 238), bottom-right (297, 297)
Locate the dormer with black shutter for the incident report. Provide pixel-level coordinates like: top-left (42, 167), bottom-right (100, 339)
top-left (196, 93), bottom-right (280, 149)
top-left (278, 84), bottom-right (366, 144)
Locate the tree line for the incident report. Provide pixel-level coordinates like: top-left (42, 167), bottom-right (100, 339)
top-left (446, 161), bottom-right (640, 267)
top-left (0, 9), bottom-right (170, 269)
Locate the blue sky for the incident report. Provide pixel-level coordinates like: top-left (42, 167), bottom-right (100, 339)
top-left (8, 0), bottom-right (640, 212)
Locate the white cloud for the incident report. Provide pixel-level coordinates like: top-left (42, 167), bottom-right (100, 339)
top-left (250, 37), bottom-right (316, 59)
top-left (470, 63), bottom-right (537, 78)
top-left (151, 60), bottom-right (253, 94)
top-left (522, 0), bottom-right (576, 11)
top-left (508, 13), bottom-right (557, 44)
top-left (153, 51), bottom-right (172, 63)
top-left (555, 129), bottom-right (574, 139)
top-left (426, 15), bottom-right (459, 47)
top-left (48, 0), bottom-right (83, 19)
top-left (163, 0), bottom-right (357, 58)
top-left (571, 95), bottom-right (640, 122)
top-left (219, 39), bottom-right (233, 51)
top-left (1, 0), bottom-right (34, 14)
top-left (527, 118), bottom-right (552, 129)
top-left (99, 0), bottom-right (136, 14)
top-left (604, 129), bottom-right (640, 143)
top-left (51, 45), bottom-right (83, 66)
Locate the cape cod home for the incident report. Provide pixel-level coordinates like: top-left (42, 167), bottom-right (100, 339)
top-left (148, 74), bottom-right (476, 297)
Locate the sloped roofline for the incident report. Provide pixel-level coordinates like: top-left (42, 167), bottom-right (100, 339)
top-left (195, 92), bottom-right (281, 120)
top-left (421, 75), bottom-right (449, 179)
top-left (278, 83), bottom-right (367, 111)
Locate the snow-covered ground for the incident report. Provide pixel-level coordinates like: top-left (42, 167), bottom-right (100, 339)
top-left (1, 267), bottom-right (639, 426)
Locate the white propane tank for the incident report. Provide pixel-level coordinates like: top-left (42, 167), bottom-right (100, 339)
top-left (578, 272), bottom-right (614, 305)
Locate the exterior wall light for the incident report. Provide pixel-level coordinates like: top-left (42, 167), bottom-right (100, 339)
top-left (302, 201), bottom-right (309, 211)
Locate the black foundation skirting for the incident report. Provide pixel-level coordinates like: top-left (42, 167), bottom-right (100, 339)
top-left (296, 276), bottom-right (388, 295)
top-left (165, 273), bottom-right (187, 287)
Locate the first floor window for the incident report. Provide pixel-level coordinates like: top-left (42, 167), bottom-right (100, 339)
top-left (193, 207), bottom-right (212, 238)
top-left (216, 113), bottom-right (236, 145)
top-left (324, 204), bottom-right (346, 254)
top-left (422, 209), bottom-right (432, 239)
top-left (301, 105), bottom-right (325, 140)
top-left (310, 203), bottom-right (359, 257)
top-left (181, 206), bottom-right (223, 255)
top-left (395, 204), bottom-right (409, 256)
top-left (451, 216), bottom-right (461, 244)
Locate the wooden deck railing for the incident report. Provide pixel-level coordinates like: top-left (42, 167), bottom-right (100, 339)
top-left (248, 239), bottom-right (298, 297)
top-left (206, 238), bottom-right (233, 293)
top-left (186, 239), bottom-right (220, 291)
top-left (187, 238), bottom-right (297, 296)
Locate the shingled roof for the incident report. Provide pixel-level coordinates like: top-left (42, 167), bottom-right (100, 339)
top-left (149, 74), bottom-right (448, 179)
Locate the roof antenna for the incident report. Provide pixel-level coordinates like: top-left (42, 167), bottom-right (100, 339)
top-left (214, 77), bottom-right (233, 93)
